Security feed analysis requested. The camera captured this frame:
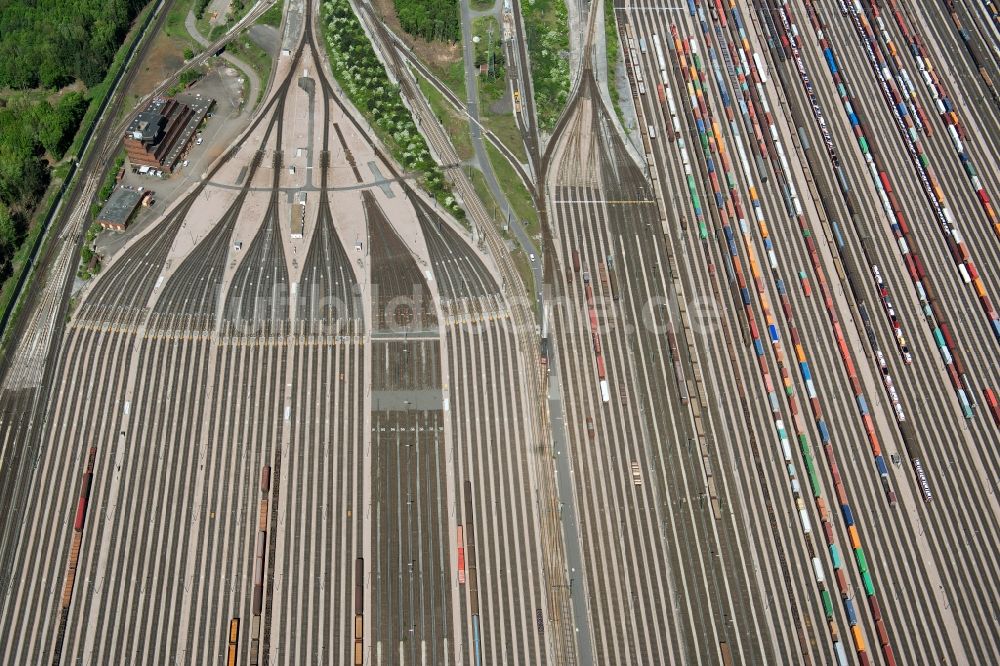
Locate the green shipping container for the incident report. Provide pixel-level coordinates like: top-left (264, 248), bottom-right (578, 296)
top-left (821, 589), bottom-right (834, 617)
top-left (862, 571), bottom-right (874, 596)
top-left (855, 548), bottom-right (868, 574)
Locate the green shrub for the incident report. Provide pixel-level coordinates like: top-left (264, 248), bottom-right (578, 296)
top-left (522, 0), bottom-right (570, 131)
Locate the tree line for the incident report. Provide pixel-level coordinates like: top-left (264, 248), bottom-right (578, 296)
top-left (0, 0), bottom-right (147, 89)
top-left (0, 94), bottom-right (88, 281)
top-left (393, 0), bottom-right (460, 43)
top-left (0, 0), bottom-right (145, 285)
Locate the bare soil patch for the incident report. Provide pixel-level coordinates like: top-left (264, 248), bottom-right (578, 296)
top-left (125, 30), bottom-right (187, 105)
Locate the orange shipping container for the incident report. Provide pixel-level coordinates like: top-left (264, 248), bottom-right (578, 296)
top-left (849, 525), bottom-right (861, 549)
top-left (851, 625), bottom-right (866, 651)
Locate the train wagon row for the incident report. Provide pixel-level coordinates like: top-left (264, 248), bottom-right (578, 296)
top-left (52, 446), bottom-right (99, 665)
top-left (840, 0), bottom-right (1000, 348)
top-left (462, 481), bottom-right (483, 665)
top-left (680, 8), bottom-right (903, 662)
top-left (622, 22), bottom-right (647, 95)
top-left (228, 619), bottom-right (240, 666)
top-left (354, 558), bottom-right (364, 666)
top-left (246, 465), bottom-right (272, 666)
top-left (666, 323), bottom-right (688, 405)
top-left (665, 16), bottom-right (862, 662)
top-left (985, 388), bottom-right (1000, 427)
top-left (772, 1), bottom-right (931, 500)
top-left (582, 267), bottom-right (611, 403)
top-left (806, 0), bottom-right (976, 424)
top-left (713, 0), bottom-right (900, 506)
top-left (883, 0), bottom-right (1000, 322)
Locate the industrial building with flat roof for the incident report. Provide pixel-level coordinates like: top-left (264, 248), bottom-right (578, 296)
top-left (124, 94), bottom-right (213, 173)
top-left (96, 187), bottom-right (145, 231)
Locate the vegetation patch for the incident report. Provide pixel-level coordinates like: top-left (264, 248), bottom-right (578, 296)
top-left (90, 152), bottom-right (127, 221)
top-left (77, 222), bottom-right (104, 280)
top-left (469, 168), bottom-right (500, 225)
top-left (168, 67), bottom-right (207, 96)
top-left (511, 247), bottom-right (536, 310)
top-left (370, 0), bottom-right (463, 97)
top-left (224, 33), bottom-right (273, 107)
top-left (0, 93), bottom-right (89, 285)
top-left (522, 0), bottom-right (570, 132)
top-left (75, 0), bottom-right (159, 157)
top-left (416, 76), bottom-right (473, 162)
top-left (473, 16), bottom-right (507, 109)
top-left (0, 0), bottom-right (149, 89)
top-left (604, 0), bottom-right (627, 131)
top-left (322, 0), bottom-right (464, 221)
top-left (258, 0), bottom-right (285, 28)
top-left (76, 150), bottom-right (125, 280)
top-left (440, 61), bottom-right (468, 101)
top-left (166, 0), bottom-right (202, 51)
top-left (80, 150), bottom-right (124, 279)
top-left (0, 188), bottom-right (54, 338)
top-left (483, 115), bottom-right (527, 163)
top-left (393, 0), bottom-right (461, 43)
top-left (484, 142), bottom-right (537, 235)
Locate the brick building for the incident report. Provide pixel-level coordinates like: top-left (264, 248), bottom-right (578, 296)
top-left (123, 95), bottom-right (213, 173)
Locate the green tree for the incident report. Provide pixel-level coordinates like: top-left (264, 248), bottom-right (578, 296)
top-left (0, 202), bottom-right (18, 251)
top-left (392, 0), bottom-right (459, 42)
top-left (0, 0), bottom-right (147, 89)
top-left (34, 92), bottom-right (87, 159)
top-left (0, 202), bottom-right (19, 278)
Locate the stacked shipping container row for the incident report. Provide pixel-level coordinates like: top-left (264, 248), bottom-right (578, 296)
top-left (764, 0), bottom-right (931, 501)
top-left (670, 17), bottom-right (854, 663)
top-left (842, 0), bottom-right (1000, 346)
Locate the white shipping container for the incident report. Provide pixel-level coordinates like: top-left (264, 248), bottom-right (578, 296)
top-left (752, 52), bottom-right (769, 82)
